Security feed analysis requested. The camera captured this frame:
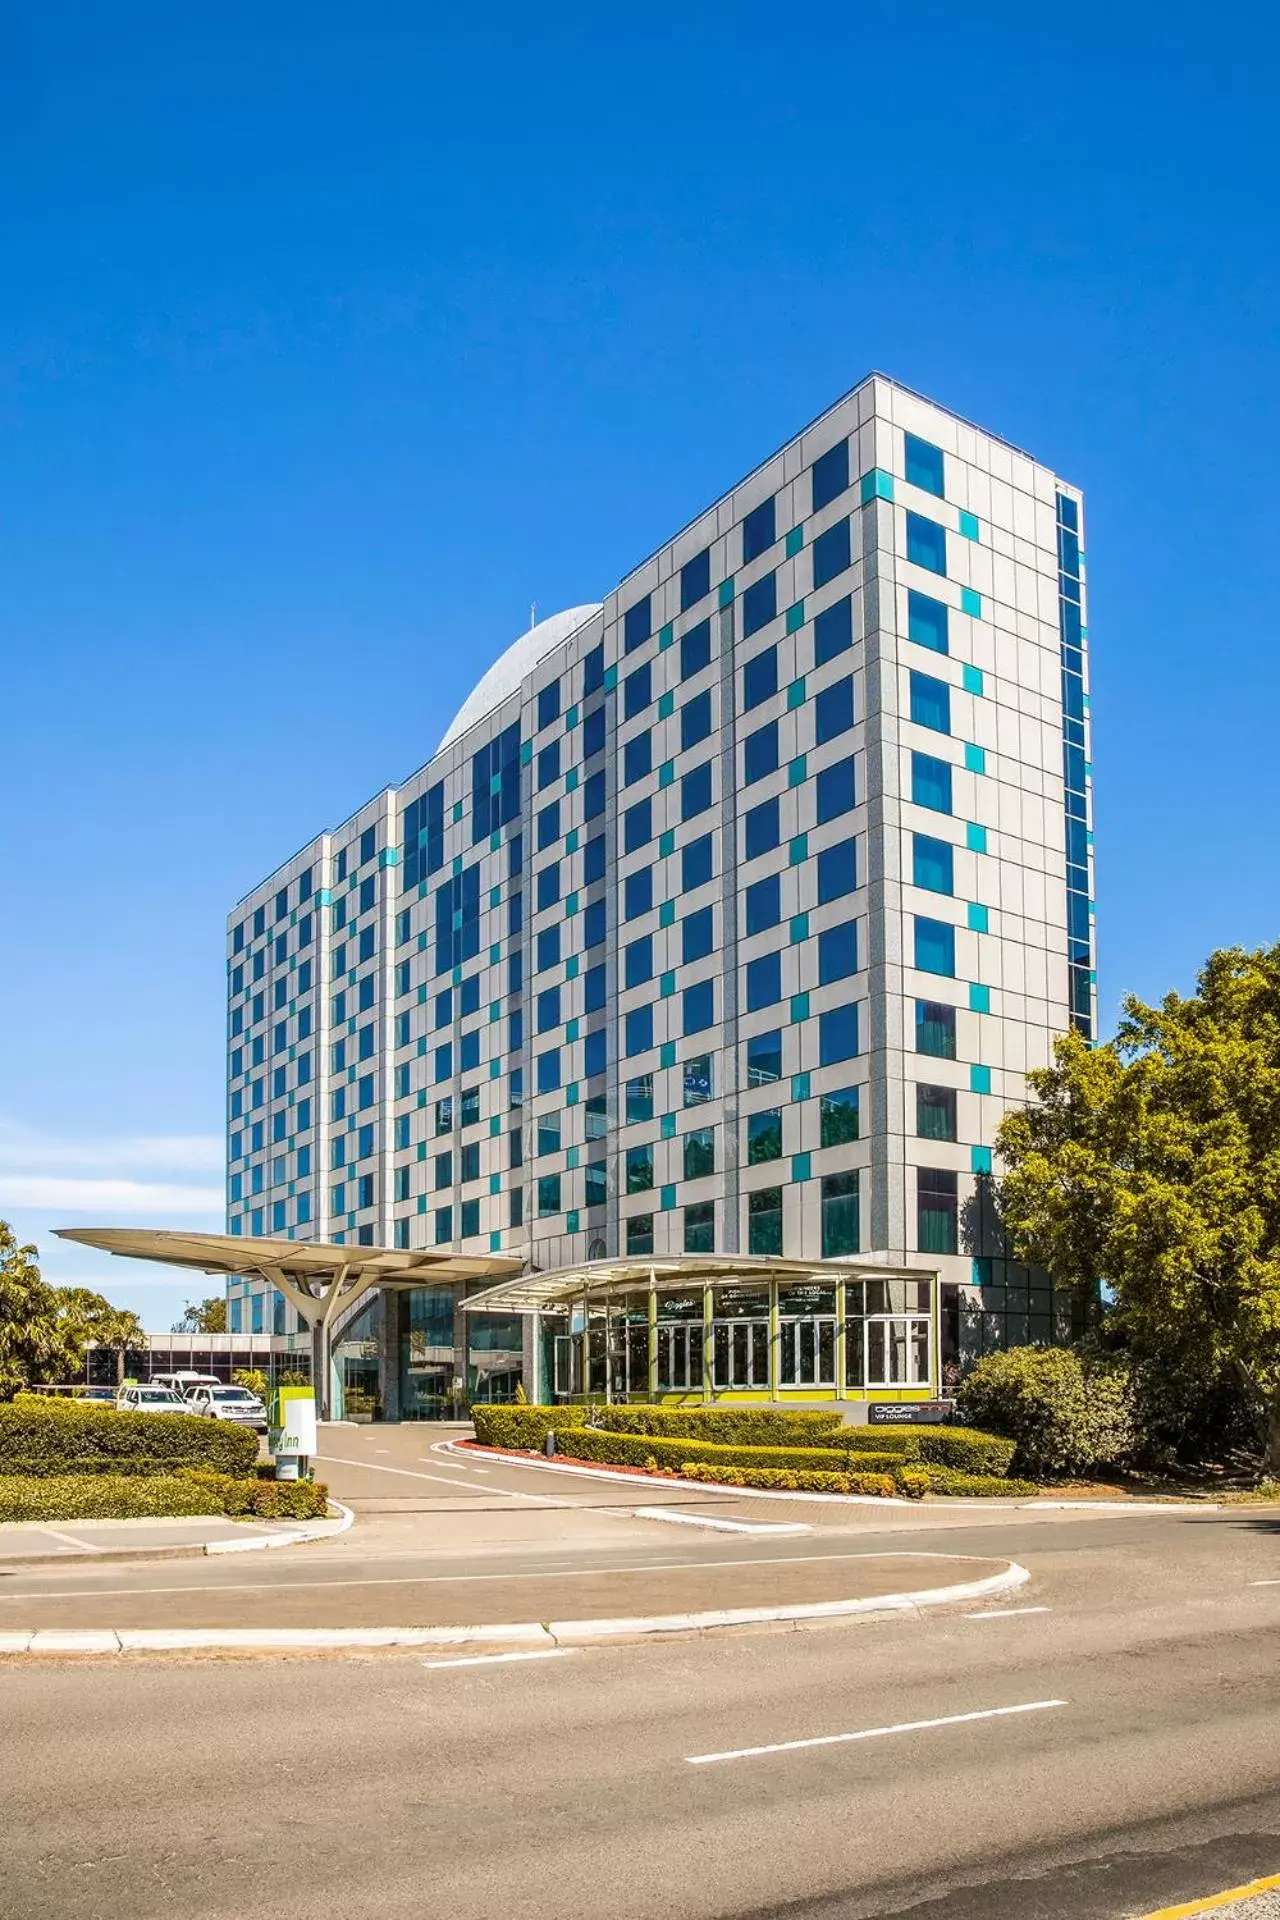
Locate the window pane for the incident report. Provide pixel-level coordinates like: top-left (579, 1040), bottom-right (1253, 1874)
top-left (747, 1186), bottom-right (783, 1255)
top-left (742, 572), bottom-right (778, 638)
top-left (681, 546), bottom-right (711, 611)
top-left (743, 497), bottom-right (776, 564)
top-left (909, 671), bottom-right (950, 734)
top-left (682, 834), bottom-right (714, 892)
top-left (818, 920), bottom-right (857, 985)
top-left (912, 833), bottom-right (954, 895)
top-left (906, 512), bottom-right (947, 576)
top-left (917, 1084), bottom-right (957, 1142)
top-left (904, 433), bottom-right (945, 498)
top-left (746, 951), bottom-right (782, 1012)
top-left (812, 516), bottom-right (851, 590)
top-left (916, 999), bottom-right (957, 1059)
top-left (911, 751), bottom-right (952, 813)
top-left (743, 646), bottom-right (778, 712)
top-left (683, 906), bottom-right (714, 963)
top-left (820, 1087), bottom-right (860, 1147)
top-left (745, 873), bottom-right (781, 935)
top-left (907, 589), bottom-right (949, 654)
top-left (815, 675), bottom-right (853, 744)
top-left (816, 756), bottom-right (855, 823)
top-left (821, 1170), bottom-right (860, 1256)
top-left (747, 1109), bottom-right (783, 1163)
top-left (811, 441), bottom-right (849, 513)
top-left (817, 838), bottom-right (857, 904)
top-left (746, 1030), bottom-right (782, 1086)
top-left (814, 595), bottom-right (852, 667)
top-left (744, 721), bottom-right (779, 784)
top-left (914, 917), bottom-right (956, 977)
top-left (684, 1127), bottom-right (715, 1180)
top-left (819, 1003), bottom-right (859, 1066)
top-left (684, 1201), bottom-right (715, 1253)
top-left (681, 618), bottom-right (712, 680)
top-left (744, 796), bottom-right (779, 859)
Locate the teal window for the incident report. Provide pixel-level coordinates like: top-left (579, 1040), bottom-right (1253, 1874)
top-left (814, 595), bottom-right (852, 666)
top-left (911, 751), bottom-right (952, 814)
top-left (971, 1146), bottom-right (994, 1175)
top-left (914, 917), bottom-right (956, 977)
top-left (917, 1083), bottom-right (957, 1142)
top-left (916, 999), bottom-right (956, 1059)
top-left (742, 572), bottom-right (778, 638)
top-left (684, 1200), bottom-right (715, 1252)
top-left (970, 1063), bottom-right (992, 1094)
top-left (906, 512), bottom-right (947, 576)
top-left (821, 1171), bottom-right (860, 1256)
top-left (969, 982), bottom-right (991, 1014)
top-left (913, 833), bottom-right (954, 895)
top-left (626, 1144), bottom-right (654, 1193)
top-left (917, 1167), bottom-right (957, 1254)
top-left (811, 440), bottom-right (849, 513)
top-left (820, 1086), bottom-right (860, 1147)
top-left (907, 590), bottom-right (949, 654)
top-left (435, 1206), bottom-right (453, 1244)
top-left (537, 1173), bottom-right (562, 1216)
top-left (819, 1003), bottom-right (859, 1065)
top-left (904, 433), bottom-right (945, 498)
top-left (742, 496), bottom-right (776, 564)
top-left (964, 742), bottom-right (986, 774)
top-left (748, 1186), bottom-right (784, 1255)
top-left (681, 547), bottom-right (711, 611)
top-left (962, 664), bottom-right (984, 696)
top-left (958, 510), bottom-right (979, 541)
top-left (812, 517), bottom-right (851, 590)
top-left (747, 1109), bottom-right (783, 1163)
top-left (968, 902), bottom-right (990, 933)
top-left (966, 821), bottom-right (987, 853)
top-left (585, 1161), bottom-right (607, 1207)
top-left (460, 1199), bottom-right (480, 1238)
top-left (910, 671), bottom-right (951, 734)
top-left (684, 1126), bottom-right (715, 1180)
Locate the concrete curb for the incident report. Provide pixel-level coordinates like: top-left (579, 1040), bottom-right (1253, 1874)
top-left (0, 1503), bottom-right (355, 1571)
top-left (0, 1556), bottom-right (1030, 1657)
top-left (449, 1442), bottom-right (1219, 1513)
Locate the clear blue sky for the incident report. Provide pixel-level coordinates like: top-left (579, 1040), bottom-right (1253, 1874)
top-left (1, 0), bottom-right (1277, 1323)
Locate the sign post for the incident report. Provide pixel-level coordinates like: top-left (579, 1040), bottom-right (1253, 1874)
top-left (269, 1384), bottom-right (318, 1481)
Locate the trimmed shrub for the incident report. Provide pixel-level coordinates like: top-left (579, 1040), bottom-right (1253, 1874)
top-left (550, 1427), bottom-right (903, 1475)
top-left (919, 1467), bottom-right (1038, 1498)
top-left (957, 1346), bottom-right (1136, 1479)
top-left (470, 1405), bottom-right (569, 1449)
top-left (686, 1464), bottom-right (897, 1497)
top-left (588, 1406), bottom-right (845, 1443)
top-left (0, 1401), bottom-right (259, 1478)
top-left (808, 1425), bottom-right (1017, 1474)
top-left (0, 1470), bottom-right (329, 1523)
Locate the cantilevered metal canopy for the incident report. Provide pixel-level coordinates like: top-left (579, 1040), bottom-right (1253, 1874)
top-left (460, 1253), bottom-right (938, 1316)
top-left (55, 1228), bottom-right (523, 1416)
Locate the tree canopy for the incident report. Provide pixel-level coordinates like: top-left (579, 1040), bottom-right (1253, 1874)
top-left (996, 945), bottom-right (1280, 1465)
top-left (173, 1296), bottom-right (227, 1334)
top-left (0, 1222), bottom-right (147, 1397)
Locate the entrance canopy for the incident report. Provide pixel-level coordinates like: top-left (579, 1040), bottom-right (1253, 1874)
top-left (460, 1252), bottom-right (938, 1316)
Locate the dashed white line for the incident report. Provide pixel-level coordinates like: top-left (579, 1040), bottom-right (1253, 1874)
top-left (632, 1506), bottom-right (811, 1536)
top-left (685, 1698), bottom-right (1068, 1766)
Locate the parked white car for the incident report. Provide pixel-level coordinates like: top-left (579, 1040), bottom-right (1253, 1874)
top-left (116, 1386), bottom-right (188, 1415)
top-left (183, 1384), bottom-right (268, 1433)
top-left (154, 1372), bottom-right (222, 1398)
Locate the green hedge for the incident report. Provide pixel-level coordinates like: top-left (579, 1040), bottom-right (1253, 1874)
top-left (687, 1464), bottom-right (898, 1497)
top-left (470, 1406), bottom-right (568, 1449)
top-left (810, 1425), bottom-right (1018, 1475)
top-left (0, 1470), bottom-right (329, 1523)
top-left (587, 1406), bottom-right (845, 1443)
top-left (920, 1467), bottom-right (1037, 1497)
top-left (550, 1427), bottom-right (903, 1475)
top-left (0, 1401), bottom-right (259, 1478)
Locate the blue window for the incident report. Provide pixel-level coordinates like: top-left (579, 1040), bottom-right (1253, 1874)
top-left (819, 1003), bottom-right (859, 1065)
top-left (538, 679), bottom-right (560, 730)
top-left (624, 595), bottom-right (651, 653)
top-left (742, 571), bottom-right (777, 638)
top-left (435, 1205), bottom-right (453, 1244)
top-left (508, 891), bottom-right (523, 937)
top-left (435, 1042), bottom-right (453, 1081)
top-left (624, 730), bottom-right (652, 785)
top-left (816, 756), bottom-right (855, 823)
top-left (537, 986), bottom-right (561, 1032)
top-left (746, 950), bottom-right (782, 1011)
top-left (905, 433), bottom-right (945, 498)
top-left (537, 1048), bottom-right (561, 1093)
top-left (683, 979), bottom-right (714, 1034)
top-left (624, 798), bottom-right (652, 853)
top-left (811, 440), bottom-right (849, 513)
top-left (819, 920), bottom-right (857, 984)
top-left (681, 618), bottom-right (711, 680)
top-left (912, 751), bottom-right (953, 813)
top-left (683, 905), bottom-right (714, 963)
top-left (910, 671), bottom-right (951, 734)
top-left (681, 547), bottom-right (711, 611)
top-left (625, 936), bottom-right (653, 988)
top-left (584, 962), bottom-right (607, 1011)
top-left (906, 512), bottom-right (947, 576)
top-left (584, 769), bottom-right (606, 819)
top-left (746, 1029), bottom-right (783, 1086)
top-left (744, 795), bottom-right (779, 859)
top-left (536, 862), bottom-right (561, 911)
top-left (624, 869), bottom-right (653, 919)
top-left (812, 517), bottom-right (851, 590)
top-left (683, 834), bottom-right (713, 891)
top-left (913, 833), bottom-right (954, 894)
top-left (460, 1198), bottom-right (480, 1239)
top-left (743, 496), bottom-right (775, 564)
top-left (538, 1173), bottom-right (562, 1217)
top-left (508, 1008), bottom-right (523, 1052)
top-left (908, 590), bottom-right (949, 654)
top-left (624, 661), bottom-right (651, 720)
top-left (583, 643), bottom-right (605, 698)
top-left (472, 720), bottom-right (521, 843)
top-left (814, 595), bottom-right (852, 667)
top-left (815, 676), bottom-right (854, 744)
top-left (626, 1005), bottom-right (653, 1055)
top-left (744, 721), bottom-right (779, 785)
top-left (585, 898), bottom-right (607, 946)
top-left (681, 761), bottom-right (713, 821)
top-left (229, 1299), bottom-right (243, 1332)
top-left (743, 646), bottom-right (777, 712)
top-left (537, 925), bottom-right (560, 971)
top-left (537, 799), bottom-right (560, 850)
top-left (914, 916), bottom-right (956, 976)
top-left (584, 1028), bottom-right (607, 1077)
top-left (745, 872), bottom-right (781, 934)
top-left (537, 741), bottom-right (560, 790)
top-left (682, 689), bottom-right (712, 750)
top-left (583, 707), bottom-right (606, 758)
top-left (251, 1295), bottom-right (264, 1334)
top-left (817, 838), bottom-right (857, 903)
top-left (583, 833), bottom-right (606, 883)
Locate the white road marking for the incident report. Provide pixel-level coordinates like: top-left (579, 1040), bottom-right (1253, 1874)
top-left (37, 1528), bottom-right (103, 1555)
top-left (315, 1454), bottom-right (566, 1504)
top-left (685, 1699), bottom-right (1068, 1766)
top-left (633, 1506), bottom-right (811, 1536)
top-left (1250, 1579), bottom-right (1280, 1587)
top-left (963, 1606), bottom-right (1050, 1619)
top-left (422, 1648), bottom-right (579, 1670)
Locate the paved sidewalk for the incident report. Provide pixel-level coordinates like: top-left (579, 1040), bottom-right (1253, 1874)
top-left (0, 1512), bottom-right (348, 1564)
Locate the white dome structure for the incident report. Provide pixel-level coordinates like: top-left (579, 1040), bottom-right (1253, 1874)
top-left (437, 605), bottom-right (603, 752)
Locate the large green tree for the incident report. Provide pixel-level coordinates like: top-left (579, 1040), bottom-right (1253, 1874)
top-left (996, 945), bottom-right (1280, 1470)
top-left (56, 1289), bottom-right (146, 1384)
top-left (173, 1296), bottom-right (227, 1334)
top-left (0, 1222), bottom-right (82, 1396)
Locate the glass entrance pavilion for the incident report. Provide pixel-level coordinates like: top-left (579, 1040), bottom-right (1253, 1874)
top-left (463, 1254), bottom-right (940, 1409)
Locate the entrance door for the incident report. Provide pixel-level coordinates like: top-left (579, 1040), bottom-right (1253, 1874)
top-left (711, 1319), bottom-right (769, 1390)
top-left (865, 1317), bottom-right (931, 1387)
top-left (778, 1317), bottom-right (836, 1388)
top-left (656, 1323), bottom-right (703, 1391)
